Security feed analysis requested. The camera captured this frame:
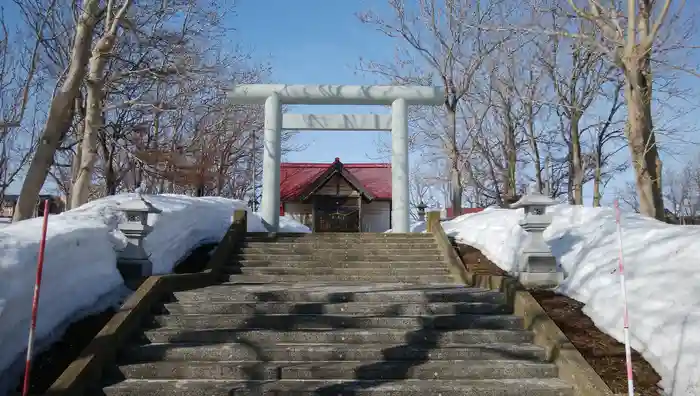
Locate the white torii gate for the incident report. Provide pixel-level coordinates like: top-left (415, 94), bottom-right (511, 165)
top-left (228, 84), bottom-right (443, 233)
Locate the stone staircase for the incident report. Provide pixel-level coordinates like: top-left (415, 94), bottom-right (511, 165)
top-left (98, 232), bottom-right (574, 395)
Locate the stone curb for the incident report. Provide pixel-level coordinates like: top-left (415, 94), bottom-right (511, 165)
top-left (426, 212), bottom-right (614, 396)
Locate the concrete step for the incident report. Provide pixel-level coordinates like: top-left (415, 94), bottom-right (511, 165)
top-left (148, 314), bottom-right (522, 330)
top-left (240, 246), bottom-right (438, 255)
top-left (120, 342), bottom-right (547, 362)
top-left (238, 252), bottom-right (445, 261)
top-left (221, 274), bottom-right (456, 283)
top-left (244, 238), bottom-right (436, 244)
top-left (159, 301), bottom-right (510, 315)
top-left (101, 378), bottom-right (574, 395)
top-left (240, 250), bottom-right (441, 258)
top-left (172, 285), bottom-right (506, 304)
top-left (224, 267), bottom-right (450, 276)
top-left (232, 259), bottom-right (445, 268)
top-left (115, 359), bottom-right (558, 380)
top-left (245, 232), bottom-right (434, 240)
top-left (141, 328), bottom-right (534, 345)
top-left (243, 243), bottom-right (438, 250)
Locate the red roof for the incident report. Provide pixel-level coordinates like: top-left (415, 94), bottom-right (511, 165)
top-left (280, 158), bottom-right (392, 201)
top-left (445, 207), bottom-right (484, 218)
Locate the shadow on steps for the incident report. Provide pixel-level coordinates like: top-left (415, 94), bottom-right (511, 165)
top-left (95, 233), bottom-right (558, 395)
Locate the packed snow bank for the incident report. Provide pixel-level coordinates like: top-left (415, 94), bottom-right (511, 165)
top-left (69, 194), bottom-right (308, 274)
top-left (0, 193), bottom-right (309, 395)
top-left (0, 211), bottom-right (126, 394)
top-left (385, 221), bottom-right (427, 233)
top-left (443, 205), bottom-right (700, 395)
top-left (277, 215), bottom-right (313, 233)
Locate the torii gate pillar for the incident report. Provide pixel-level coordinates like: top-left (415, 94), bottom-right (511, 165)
top-left (229, 84), bottom-right (443, 232)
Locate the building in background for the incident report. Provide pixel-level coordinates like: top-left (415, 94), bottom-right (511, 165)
top-left (1, 194), bottom-right (65, 219)
top-left (280, 158), bottom-right (392, 232)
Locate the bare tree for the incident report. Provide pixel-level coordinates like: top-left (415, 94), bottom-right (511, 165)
top-left (408, 160), bottom-right (442, 219)
top-left (664, 167), bottom-right (691, 222)
top-left (536, 11), bottom-right (612, 205)
top-left (513, 62), bottom-right (546, 194)
top-left (565, 0), bottom-right (680, 219)
top-left (0, 2), bottom-right (48, 130)
top-left (0, 1), bottom-right (55, 204)
top-left (589, 80), bottom-right (627, 206)
top-left (487, 56), bottom-right (523, 202)
top-left (617, 181), bottom-right (641, 213)
top-left (358, 0), bottom-right (510, 217)
top-left (70, 0), bottom-right (133, 208)
top-left (12, 0), bottom-right (103, 221)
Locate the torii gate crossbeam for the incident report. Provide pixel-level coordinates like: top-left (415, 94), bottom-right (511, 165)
top-left (228, 84), bottom-right (443, 233)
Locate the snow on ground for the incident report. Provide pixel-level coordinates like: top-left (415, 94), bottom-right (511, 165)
top-left (68, 194), bottom-right (309, 274)
top-left (0, 193), bottom-right (309, 395)
top-left (442, 205), bottom-right (700, 395)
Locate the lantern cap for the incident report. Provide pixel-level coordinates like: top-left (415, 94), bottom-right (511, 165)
top-left (510, 184), bottom-right (557, 209)
top-left (118, 196), bottom-right (162, 213)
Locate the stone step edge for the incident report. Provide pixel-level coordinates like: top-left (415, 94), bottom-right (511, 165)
top-left (122, 342), bottom-right (546, 355)
top-left (132, 341), bottom-right (542, 347)
top-left (158, 302), bottom-right (509, 311)
top-left (149, 313), bottom-right (517, 319)
top-left (117, 359), bottom-right (553, 366)
top-left (142, 328), bottom-right (530, 334)
top-left (103, 378), bottom-right (574, 387)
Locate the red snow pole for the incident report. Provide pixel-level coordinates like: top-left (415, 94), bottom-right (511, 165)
top-left (613, 199), bottom-right (635, 396)
top-left (21, 199), bottom-right (51, 396)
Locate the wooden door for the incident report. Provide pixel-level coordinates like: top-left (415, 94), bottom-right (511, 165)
top-left (314, 197), bottom-right (360, 232)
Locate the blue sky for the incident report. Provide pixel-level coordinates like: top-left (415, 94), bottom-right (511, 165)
top-left (230, 0), bottom-right (700, 206)
top-left (232, 0), bottom-right (397, 164)
top-left (5, 0), bottom-right (699, 202)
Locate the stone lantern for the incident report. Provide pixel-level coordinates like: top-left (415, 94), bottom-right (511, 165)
top-left (510, 185), bottom-right (563, 288)
top-left (116, 196), bottom-right (162, 282)
top-left (416, 201), bottom-right (427, 222)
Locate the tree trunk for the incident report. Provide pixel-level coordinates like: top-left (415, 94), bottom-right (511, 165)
top-left (66, 95), bottom-right (86, 210)
top-left (447, 105), bottom-right (462, 216)
top-left (592, 138), bottom-right (603, 206)
top-left (592, 158), bottom-right (602, 206)
top-left (12, 0), bottom-right (101, 221)
top-left (104, 145), bottom-right (118, 195)
top-left (505, 124), bottom-right (517, 198)
top-left (544, 154), bottom-right (552, 196)
top-left (71, 51), bottom-right (108, 208)
top-left (567, 152), bottom-right (574, 204)
top-left (526, 116), bottom-right (543, 193)
top-left (71, 1), bottom-right (131, 207)
top-left (570, 113), bottom-right (584, 205)
top-left (624, 63), bottom-right (665, 220)
top-left (153, 112), bottom-right (166, 193)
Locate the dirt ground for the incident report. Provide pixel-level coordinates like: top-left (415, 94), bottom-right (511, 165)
top-left (456, 243), bottom-right (662, 395)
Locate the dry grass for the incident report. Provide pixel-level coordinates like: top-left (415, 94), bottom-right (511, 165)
top-left (456, 243), bottom-right (662, 396)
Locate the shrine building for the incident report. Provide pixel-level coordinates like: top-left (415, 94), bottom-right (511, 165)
top-left (279, 158), bottom-right (392, 232)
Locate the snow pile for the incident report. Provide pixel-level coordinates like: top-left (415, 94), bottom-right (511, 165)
top-left (277, 215), bottom-right (313, 233)
top-left (0, 211), bottom-right (126, 394)
top-left (443, 205), bottom-right (700, 395)
top-left (69, 194), bottom-right (309, 274)
top-left (385, 221), bottom-right (427, 233)
top-left (0, 193), bottom-right (309, 394)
